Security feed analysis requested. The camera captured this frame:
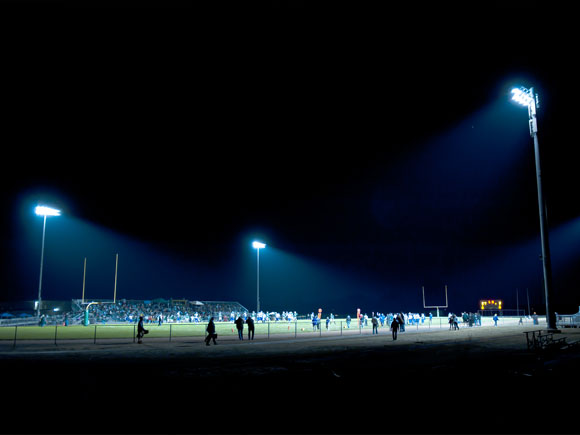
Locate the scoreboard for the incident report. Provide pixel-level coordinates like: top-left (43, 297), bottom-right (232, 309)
top-left (480, 299), bottom-right (502, 311)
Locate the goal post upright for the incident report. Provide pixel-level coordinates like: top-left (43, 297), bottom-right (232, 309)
top-left (422, 285), bottom-right (449, 318)
top-left (82, 257), bottom-right (87, 304)
top-left (113, 253), bottom-right (118, 304)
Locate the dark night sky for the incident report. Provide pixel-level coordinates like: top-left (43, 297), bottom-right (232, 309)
top-left (2, 12), bottom-right (578, 316)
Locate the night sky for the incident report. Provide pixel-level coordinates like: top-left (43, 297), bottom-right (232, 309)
top-left (2, 14), bottom-right (578, 316)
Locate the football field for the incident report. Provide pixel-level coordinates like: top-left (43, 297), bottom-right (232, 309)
top-left (0, 316), bottom-right (526, 344)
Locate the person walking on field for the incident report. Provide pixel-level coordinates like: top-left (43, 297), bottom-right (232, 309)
top-left (391, 315), bottom-right (400, 340)
top-left (205, 317), bottom-right (217, 346)
top-left (372, 315), bottom-right (379, 335)
top-left (246, 315), bottom-right (255, 340)
top-left (235, 315), bottom-right (244, 340)
top-left (137, 315), bottom-right (148, 344)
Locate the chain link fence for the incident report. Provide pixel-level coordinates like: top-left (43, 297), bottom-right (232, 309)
top-left (0, 315), bottom-right (545, 348)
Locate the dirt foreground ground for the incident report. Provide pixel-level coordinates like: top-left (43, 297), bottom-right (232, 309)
top-left (2, 324), bottom-right (579, 434)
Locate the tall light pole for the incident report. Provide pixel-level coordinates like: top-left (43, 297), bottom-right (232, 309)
top-left (252, 241), bottom-right (266, 313)
top-left (34, 206), bottom-right (61, 318)
top-left (511, 86), bottom-right (556, 330)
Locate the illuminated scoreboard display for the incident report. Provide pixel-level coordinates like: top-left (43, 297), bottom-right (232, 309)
top-left (480, 299), bottom-right (502, 311)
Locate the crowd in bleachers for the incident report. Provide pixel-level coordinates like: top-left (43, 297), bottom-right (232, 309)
top-left (83, 300), bottom-right (251, 324)
top-left (69, 300), bottom-right (301, 325)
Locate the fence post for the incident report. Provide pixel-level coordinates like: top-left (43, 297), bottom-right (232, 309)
top-left (169, 324), bottom-right (172, 342)
top-left (133, 324), bottom-right (136, 343)
top-left (295, 320), bottom-right (297, 338)
top-left (268, 322), bottom-right (270, 339)
top-left (13, 325), bottom-right (17, 348)
top-left (341, 321), bottom-right (343, 336)
top-left (54, 325), bottom-right (58, 345)
top-left (94, 324), bottom-right (97, 344)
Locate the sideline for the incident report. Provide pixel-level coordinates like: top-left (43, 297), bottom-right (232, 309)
top-left (0, 323), bottom-right (526, 357)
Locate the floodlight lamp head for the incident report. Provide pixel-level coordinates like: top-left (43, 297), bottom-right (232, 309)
top-left (35, 206), bottom-right (61, 216)
top-left (252, 241), bottom-right (266, 249)
top-left (511, 87), bottom-right (535, 107)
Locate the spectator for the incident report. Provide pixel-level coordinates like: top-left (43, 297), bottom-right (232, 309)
top-left (246, 315), bottom-right (255, 340)
top-left (391, 315), bottom-right (400, 340)
top-left (137, 315), bottom-right (148, 344)
top-left (372, 315), bottom-right (379, 335)
top-left (235, 316), bottom-right (244, 340)
top-left (205, 317), bottom-right (217, 346)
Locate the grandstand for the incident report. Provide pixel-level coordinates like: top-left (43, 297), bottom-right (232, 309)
top-left (71, 299), bottom-right (250, 324)
top-left (0, 299), bottom-right (251, 326)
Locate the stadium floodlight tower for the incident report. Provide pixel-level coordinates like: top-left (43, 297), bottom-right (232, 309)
top-left (511, 86), bottom-right (556, 331)
top-left (34, 206), bottom-right (61, 318)
top-left (252, 241), bottom-right (266, 313)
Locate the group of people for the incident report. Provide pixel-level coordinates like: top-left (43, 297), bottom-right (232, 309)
top-left (205, 312), bottom-right (412, 345)
top-left (448, 312), bottom-right (483, 330)
top-left (204, 315), bottom-right (256, 346)
top-left (139, 309), bottom-right (501, 346)
top-left (257, 311), bottom-right (297, 322)
top-left (229, 310), bottom-right (298, 324)
top-left (342, 312), bottom-right (431, 330)
top-left (310, 314), bottom-right (337, 330)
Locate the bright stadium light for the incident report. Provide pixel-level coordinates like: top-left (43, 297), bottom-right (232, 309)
top-left (252, 241), bottom-right (266, 312)
top-left (510, 86), bottom-right (556, 331)
top-left (511, 87), bottom-right (535, 107)
top-left (35, 204), bottom-right (61, 317)
top-left (35, 206), bottom-right (61, 216)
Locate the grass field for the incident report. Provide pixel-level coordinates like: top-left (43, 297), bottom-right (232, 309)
top-left (0, 316), bottom-right (523, 342)
top-left (0, 319), bottom-right (355, 341)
